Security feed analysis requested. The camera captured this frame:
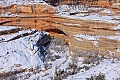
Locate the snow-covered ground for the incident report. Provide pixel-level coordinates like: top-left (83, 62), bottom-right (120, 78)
top-left (0, 27), bottom-right (43, 73)
top-left (66, 59), bottom-right (120, 80)
top-left (0, 26), bottom-right (20, 31)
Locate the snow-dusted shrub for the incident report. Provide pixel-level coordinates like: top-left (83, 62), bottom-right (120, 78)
top-left (82, 53), bottom-right (103, 65)
top-left (0, 73), bottom-right (32, 80)
top-left (86, 73), bottom-right (105, 80)
top-left (0, 75), bottom-right (17, 80)
top-left (54, 55), bottom-right (61, 59)
top-left (83, 65), bottom-right (90, 71)
top-left (54, 69), bottom-right (68, 80)
top-left (68, 63), bottom-right (77, 74)
top-left (53, 56), bottom-right (78, 79)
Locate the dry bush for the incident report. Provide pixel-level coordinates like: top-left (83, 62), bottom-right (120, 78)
top-left (86, 73), bottom-right (105, 80)
top-left (0, 75), bottom-right (17, 80)
top-left (82, 51), bottom-right (104, 65)
top-left (0, 73), bottom-right (32, 80)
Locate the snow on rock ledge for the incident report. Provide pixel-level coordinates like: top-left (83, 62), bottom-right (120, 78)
top-left (111, 3), bottom-right (120, 9)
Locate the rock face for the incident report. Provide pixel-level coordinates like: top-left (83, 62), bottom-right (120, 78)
top-left (0, 4), bottom-right (55, 14)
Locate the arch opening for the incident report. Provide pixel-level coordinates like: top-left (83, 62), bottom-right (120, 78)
top-left (44, 28), bottom-right (67, 36)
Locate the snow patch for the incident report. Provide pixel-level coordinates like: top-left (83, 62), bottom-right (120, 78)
top-left (0, 26), bottom-right (20, 31)
top-left (116, 48), bottom-right (120, 52)
top-left (114, 24), bottom-right (120, 30)
top-left (74, 34), bottom-right (100, 41)
top-left (104, 36), bottom-right (120, 41)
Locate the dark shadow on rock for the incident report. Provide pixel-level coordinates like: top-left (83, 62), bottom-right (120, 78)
top-left (44, 28), bottom-right (67, 36)
top-left (36, 33), bottom-right (52, 63)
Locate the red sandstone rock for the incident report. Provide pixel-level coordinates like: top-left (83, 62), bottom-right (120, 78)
top-left (0, 4), bottom-right (55, 14)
